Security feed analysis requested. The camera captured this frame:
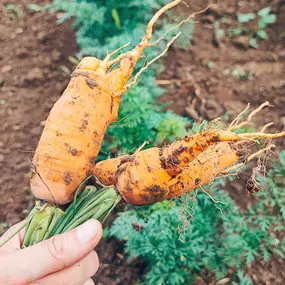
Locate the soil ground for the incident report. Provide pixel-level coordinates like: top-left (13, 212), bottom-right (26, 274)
top-left (0, 0), bottom-right (284, 284)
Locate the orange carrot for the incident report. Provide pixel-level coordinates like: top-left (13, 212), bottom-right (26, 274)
top-left (93, 156), bottom-right (132, 186)
top-left (93, 115), bottom-right (285, 205)
top-left (93, 129), bottom-right (241, 185)
top-left (115, 142), bottom-right (240, 205)
top-left (30, 0), bottom-right (184, 204)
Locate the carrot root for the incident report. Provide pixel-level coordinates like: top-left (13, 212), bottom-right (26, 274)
top-left (116, 142), bottom-right (241, 205)
top-left (30, 0), bottom-right (186, 204)
top-left (93, 102), bottom-right (285, 205)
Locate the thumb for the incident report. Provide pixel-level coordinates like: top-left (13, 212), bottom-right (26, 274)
top-left (0, 219), bottom-right (102, 285)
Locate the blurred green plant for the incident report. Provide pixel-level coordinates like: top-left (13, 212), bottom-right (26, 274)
top-left (229, 7), bottom-right (277, 48)
top-left (50, 0), bottom-right (194, 159)
top-left (27, 4), bottom-right (43, 13)
top-left (50, 0), bottom-right (193, 58)
top-left (223, 66), bottom-right (253, 81)
top-left (110, 150), bottom-right (285, 284)
top-left (202, 59), bottom-right (216, 69)
top-left (5, 4), bottom-right (23, 20)
top-left (214, 20), bottom-right (225, 39)
top-left (230, 68), bottom-right (253, 80)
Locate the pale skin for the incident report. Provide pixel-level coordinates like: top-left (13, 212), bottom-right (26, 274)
top-left (0, 219), bottom-right (102, 285)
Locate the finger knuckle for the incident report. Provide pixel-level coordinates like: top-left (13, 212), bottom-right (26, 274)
top-left (44, 236), bottom-right (66, 267)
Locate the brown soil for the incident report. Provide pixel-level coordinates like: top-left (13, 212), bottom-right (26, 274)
top-left (1, 0), bottom-right (285, 284)
top-left (0, 0), bottom-right (77, 227)
top-left (161, 1), bottom-right (285, 141)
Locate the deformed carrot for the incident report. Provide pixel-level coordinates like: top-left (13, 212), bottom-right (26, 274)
top-left (92, 156), bottom-right (123, 186)
top-left (93, 100), bottom-right (285, 191)
top-left (115, 142), bottom-right (240, 205)
top-left (93, 115), bottom-right (285, 205)
top-left (93, 129), bottom-right (241, 185)
top-left (30, 0), bottom-right (185, 204)
top-left (167, 142), bottom-right (240, 199)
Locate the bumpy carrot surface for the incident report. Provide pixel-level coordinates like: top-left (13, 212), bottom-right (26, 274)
top-left (93, 123), bottom-right (285, 205)
top-left (31, 58), bottom-right (123, 204)
top-left (115, 142), bottom-right (240, 205)
top-left (31, 0), bottom-right (184, 204)
top-left (93, 129), bottom-right (241, 185)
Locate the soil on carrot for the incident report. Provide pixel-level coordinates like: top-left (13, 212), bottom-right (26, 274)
top-left (1, 0), bottom-right (285, 284)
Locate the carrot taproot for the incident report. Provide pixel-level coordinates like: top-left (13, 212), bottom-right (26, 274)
top-left (93, 117), bottom-right (285, 205)
top-left (166, 142), bottom-right (240, 199)
top-left (93, 129), bottom-right (242, 185)
top-left (93, 156), bottom-right (124, 186)
top-left (93, 100), bottom-right (285, 190)
top-left (31, 0), bottom-right (184, 204)
top-left (115, 142), bottom-right (240, 205)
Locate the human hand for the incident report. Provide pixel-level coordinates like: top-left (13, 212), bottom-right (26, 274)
top-left (0, 219), bottom-right (102, 285)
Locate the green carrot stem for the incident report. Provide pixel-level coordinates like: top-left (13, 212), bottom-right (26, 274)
top-left (72, 190), bottom-right (115, 220)
top-left (43, 208), bottom-right (64, 240)
top-left (22, 185), bottom-right (120, 246)
top-left (48, 187), bottom-right (98, 237)
top-left (29, 210), bottom-right (54, 246)
top-left (23, 206), bottom-right (55, 248)
top-left (61, 188), bottom-right (118, 232)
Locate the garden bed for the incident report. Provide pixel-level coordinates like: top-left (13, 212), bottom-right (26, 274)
top-left (0, 0), bottom-right (284, 284)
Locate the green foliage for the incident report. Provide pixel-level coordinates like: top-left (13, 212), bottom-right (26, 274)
top-left (251, 151), bottom-right (285, 234)
top-left (223, 66), bottom-right (253, 81)
top-left (27, 4), bottom-right (43, 13)
top-left (231, 7), bottom-right (277, 48)
top-left (50, 0), bottom-right (194, 159)
top-left (110, 151), bottom-right (285, 284)
top-left (203, 60), bottom-right (215, 69)
top-left (230, 68), bottom-right (253, 80)
top-left (5, 4), bottom-right (23, 20)
top-left (214, 20), bottom-right (225, 39)
top-left (229, 26), bottom-right (247, 39)
top-left (238, 13), bottom-right (256, 23)
top-left (155, 112), bottom-right (189, 145)
top-left (233, 271), bottom-right (254, 285)
top-left (257, 7), bottom-right (277, 29)
top-left (50, 0), bottom-right (194, 58)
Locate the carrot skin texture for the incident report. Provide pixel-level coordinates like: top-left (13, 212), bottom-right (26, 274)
top-left (93, 130), bottom-right (241, 186)
top-left (92, 156), bottom-right (123, 186)
top-left (115, 148), bottom-right (172, 205)
top-left (167, 142), bottom-right (240, 198)
top-left (115, 142), bottom-right (240, 205)
top-left (31, 60), bottom-right (117, 203)
top-left (160, 130), bottom-right (240, 176)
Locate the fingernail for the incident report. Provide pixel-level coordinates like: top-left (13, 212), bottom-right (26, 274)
top-left (76, 220), bottom-right (98, 244)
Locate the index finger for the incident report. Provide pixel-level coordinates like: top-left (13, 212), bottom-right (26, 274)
top-left (0, 220), bottom-right (27, 250)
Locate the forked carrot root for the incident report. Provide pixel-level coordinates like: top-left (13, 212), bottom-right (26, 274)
top-left (2, 0), bottom-right (285, 249)
top-left (115, 142), bottom-right (240, 205)
top-left (30, 0), bottom-right (192, 205)
top-left (93, 102), bottom-right (285, 205)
